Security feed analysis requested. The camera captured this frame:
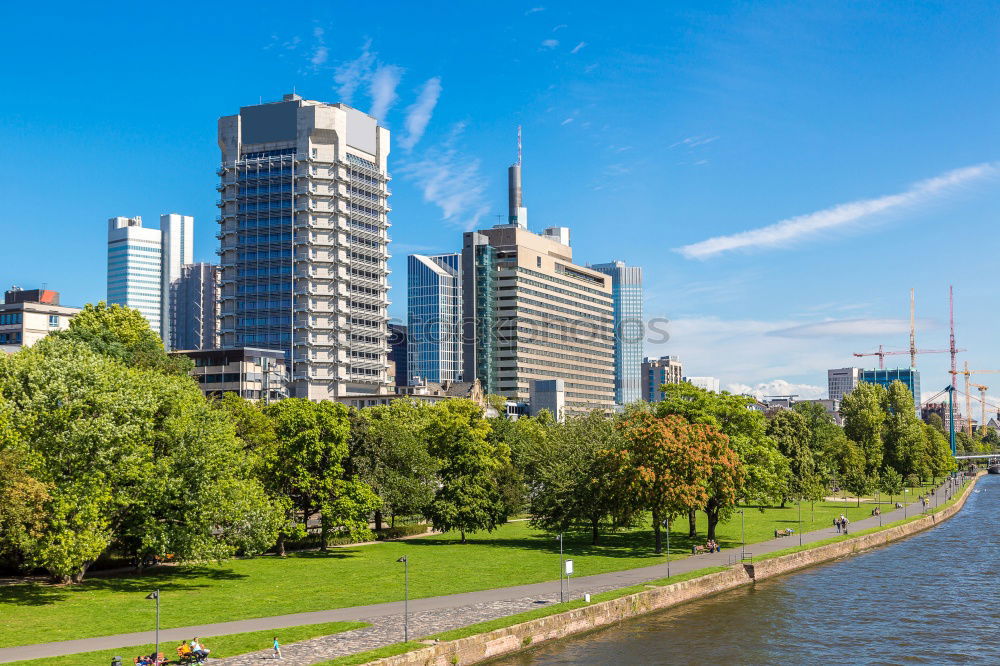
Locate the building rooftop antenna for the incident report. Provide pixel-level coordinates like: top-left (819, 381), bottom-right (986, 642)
top-left (517, 125), bottom-right (522, 166)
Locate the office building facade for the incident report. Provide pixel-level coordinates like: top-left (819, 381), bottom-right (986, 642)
top-left (171, 347), bottom-right (288, 403)
top-left (828, 367), bottom-right (861, 402)
top-left (387, 323), bottom-right (408, 387)
top-left (686, 376), bottom-right (721, 393)
top-left (169, 263), bottom-right (218, 351)
top-left (217, 94), bottom-right (391, 400)
top-left (160, 213), bottom-right (194, 348)
top-left (407, 253), bottom-right (462, 384)
top-left (461, 226), bottom-right (615, 415)
top-left (107, 216), bottom-right (162, 335)
top-left (591, 260), bottom-right (643, 405)
top-left (642, 355), bottom-right (684, 402)
top-left (860, 368), bottom-right (921, 413)
top-left (0, 288), bottom-right (80, 351)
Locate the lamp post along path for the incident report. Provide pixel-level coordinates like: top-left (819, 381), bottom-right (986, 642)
top-left (396, 556), bottom-right (408, 642)
top-left (145, 590), bottom-right (159, 662)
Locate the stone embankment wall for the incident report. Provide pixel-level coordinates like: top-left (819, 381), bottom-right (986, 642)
top-left (368, 476), bottom-right (980, 666)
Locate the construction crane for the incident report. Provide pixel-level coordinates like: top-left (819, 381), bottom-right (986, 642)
top-left (972, 383), bottom-right (989, 435)
top-left (954, 364), bottom-right (1000, 436)
top-left (853, 345), bottom-right (951, 370)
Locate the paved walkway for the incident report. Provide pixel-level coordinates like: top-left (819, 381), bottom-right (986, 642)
top-left (0, 478), bottom-right (967, 664)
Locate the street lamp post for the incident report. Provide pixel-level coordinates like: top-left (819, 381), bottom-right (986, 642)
top-left (557, 533), bottom-right (565, 603)
top-left (144, 590), bottom-right (159, 663)
top-left (662, 519), bottom-right (671, 578)
top-left (396, 556), bottom-right (408, 642)
top-left (740, 510), bottom-right (746, 561)
top-left (798, 499), bottom-right (802, 546)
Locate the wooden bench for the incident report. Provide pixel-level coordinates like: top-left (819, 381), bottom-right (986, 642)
top-left (692, 545), bottom-right (706, 554)
top-left (774, 528), bottom-right (793, 537)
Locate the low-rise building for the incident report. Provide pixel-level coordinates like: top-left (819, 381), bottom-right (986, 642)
top-left (170, 347), bottom-right (288, 402)
top-left (686, 376), bottom-right (720, 393)
top-left (336, 378), bottom-right (486, 410)
top-left (0, 287), bottom-right (81, 351)
top-left (828, 367), bottom-right (861, 401)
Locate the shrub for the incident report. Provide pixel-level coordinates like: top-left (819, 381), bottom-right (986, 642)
top-left (375, 524), bottom-right (429, 540)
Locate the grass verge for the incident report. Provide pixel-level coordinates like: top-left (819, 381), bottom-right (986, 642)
top-left (6, 621), bottom-right (368, 666)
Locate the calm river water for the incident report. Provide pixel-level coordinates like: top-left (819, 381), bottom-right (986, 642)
top-left (493, 475), bottom-right (1000, 666)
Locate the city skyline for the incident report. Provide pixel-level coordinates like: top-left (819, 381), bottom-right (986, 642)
top-left (2, 1), bottom-right (998, 400)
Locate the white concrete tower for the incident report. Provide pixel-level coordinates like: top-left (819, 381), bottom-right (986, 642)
top-left (217, 94), bottom-right (392, 400)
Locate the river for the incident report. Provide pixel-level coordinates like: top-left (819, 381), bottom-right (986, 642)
top-left (493, 475), bottom-right (999, 665)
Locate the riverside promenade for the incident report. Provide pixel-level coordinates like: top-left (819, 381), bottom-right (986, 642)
top-left (0, 478), bottom-right (967, 664)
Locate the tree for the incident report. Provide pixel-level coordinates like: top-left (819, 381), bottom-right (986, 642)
top-left (264, 398), bottom-right (374, 550)
top-left (880, 468), bottom-right (903, 506)
top-left (423, 399), bottom-right (510, 542)
top-left (766, 409), bottom-right (816, 504)
top-left (0, 449), bottom-right (50, 570)
top-left (843, 471), bottom-right (877, 507)
top-left (348, 400), bottom-right (437, 530)
top-left (924, 412), bottom-right (946, 435)
top-left (883, 381), bottom-right (928, 479)
top-left (0, 337), bottom-right (281, 581)
top-left (840, 382), bottom-right (888, 475)
top-left (529, 411), bottom-right (637, 545)
top-left (923, 423), bottom-right (957, 481)
top-left (56, 302), bottom-right (192, 375)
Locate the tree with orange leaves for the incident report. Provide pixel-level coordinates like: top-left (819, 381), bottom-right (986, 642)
top-left (618, 411), bottom-right (729, 553)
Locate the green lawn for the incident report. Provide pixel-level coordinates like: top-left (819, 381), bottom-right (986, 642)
top-left (6, 621), bottom-right (367, 666)
top-left (0, 488), bottom-right (936, 649)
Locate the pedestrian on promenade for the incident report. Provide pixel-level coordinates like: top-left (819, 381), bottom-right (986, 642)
top-left (273, 636), bottom-right (282, 660)
top-left (834, 517), bottom-right (841, 533)
top-left (842, 516), bottom-right (850, 534)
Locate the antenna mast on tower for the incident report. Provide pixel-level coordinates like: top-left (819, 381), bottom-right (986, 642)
top-left (517, 125), bottom-right (522, 166)
top-left (909, 288), bottom-right (916, 369)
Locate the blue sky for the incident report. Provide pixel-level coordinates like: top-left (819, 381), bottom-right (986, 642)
top-left (1, 1), bottom-right (998, 407)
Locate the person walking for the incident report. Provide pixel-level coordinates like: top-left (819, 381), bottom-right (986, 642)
top-left (273, 636), bottom-right (282, 660)
top-left (842, 516), bottom-right (850, 534)
top-left (834, 516), bottom-right (841, 533)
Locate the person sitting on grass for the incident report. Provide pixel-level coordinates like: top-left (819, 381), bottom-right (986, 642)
top-left (136, 655), bottom-right (151, 666)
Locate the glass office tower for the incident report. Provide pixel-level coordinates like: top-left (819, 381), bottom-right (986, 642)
top-left (407, 253), bottom-right (461, 383)
top-left (860, 368), bottom-right (921, 415)
top-left (591, 260), bottom-right (643, 405)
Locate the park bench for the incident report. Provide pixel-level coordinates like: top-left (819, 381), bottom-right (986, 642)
top-left (692, 545), bottom-right (706, 554)
top-left (774, 528), bottom-right (793, 537)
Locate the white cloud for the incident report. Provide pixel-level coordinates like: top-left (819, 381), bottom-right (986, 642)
top-left (553, 24), bottom-right (568, 31)
top-left (726, 380), bottom-right (826, 401)
top-left (333, 40), bottom-right (375, 103)
top-left (368, 65), bottom-right (404, 121)
top-left (311, 46), bottom-right (328, 66)
top-left (541, 39), bottom-right (559, 49)
top-left (313, 27), bottom-right (324, 38)
top-left (525, 6), bottom-right (545, 14)
top-left (396, 123), bottom-right (490, 231)
top-left (561, 117), bottom-right (574, 125)
top-left (570, 41), bottom-right (587, 54)
top-left (677, 162), bottom-right (999, 260)
top-left (399, 77), bottom-right (442, 151)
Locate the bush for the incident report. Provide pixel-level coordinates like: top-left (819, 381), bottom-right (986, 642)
top-left (375, 524), bottom-right (429, 540)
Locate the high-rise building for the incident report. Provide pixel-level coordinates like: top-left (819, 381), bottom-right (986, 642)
top-left (160, 213), bottom-right (194, 349)
top-left (591, 260), bottom-right (643, 405)
top-left (0, 288), bottom-right (80, 352)
top-left (461, 225), bottom-right (615, 415)
top-left (860, 368), bottom-right (921, 413)
top-left (686, 376), bottom-right (721, 393)
top-left (169, 263), bottom-right (218, 351)
top-left (828, 367), bottom-right (861, 401)
top-left (387, 323), bottom-right (408, 387)
top-left (217, 94), bottom-right (391, 400)
top-left (642, 355), bottom-right (684, 402)
top-left (407, 253), bottom-right (462, 384)
top-left (107, 216), bottom-right (162, 335)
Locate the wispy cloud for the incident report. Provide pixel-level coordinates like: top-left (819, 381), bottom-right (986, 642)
top-left (525, 6), bottom-right (545, 14)
top-left (311, 46), bottom-right (328, 66)
top-left (553, 24), bottom-right (568, 31)
top-left (670, 135), bottom-right (718, 149)
top-left (333, 39), bottom-right (375, 103)
top-left (541, 39), bottom-right (559, 49)
top-left (561, 117), bottom-right (574, 126)
top-left (397, 123), bottom-right (490, 231)
top-left (766, 318), bottom-right (931, 339)
top-left (676, 162), bottom-right (999, 260)
top-left (399, 77), bottom-right (442, 151)
top-left (570, 41), bottom-right (587, 54)
top-left (368, 65), bottom-right (404, 121)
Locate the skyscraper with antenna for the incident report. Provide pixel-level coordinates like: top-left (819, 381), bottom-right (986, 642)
top-left (507, 126), bottom-right (528, 228)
